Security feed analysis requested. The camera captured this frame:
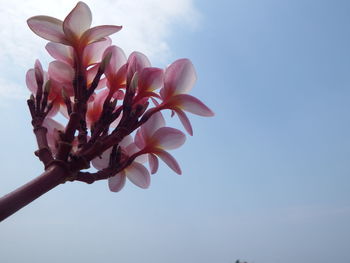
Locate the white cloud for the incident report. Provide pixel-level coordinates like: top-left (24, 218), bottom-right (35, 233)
top-left (0, 0), bottom-right (200, 104)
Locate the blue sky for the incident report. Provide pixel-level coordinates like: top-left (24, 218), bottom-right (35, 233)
top-left (1, 0), bottom-right (350, 262)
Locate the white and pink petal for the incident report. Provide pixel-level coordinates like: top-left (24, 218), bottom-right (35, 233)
top-left (163, 58), bottom-right (196, 98)
top-left (48, 60), bottom-right (75, 84)
top-left (108, 172), bottom-right (126, 192)
top-left (152, 127), bottom-right (186, 150)
top-left (81, 25), bottom-right (122, 45)
top-left (172, 94), bottom-right (214, 117)
top-left (46, 42), bottom-right (74, 65)
top-left (154, 149), bottom-right (182, 175)
top-left (126, 162), bottom-right (150, 189)
top-left (63, 1), bottom-right (92, 40)
top-left (27, 16), bottom-right (68, 44)
top-left (148, 153), bottom-right (159, 174)
top-left (175, 109), bottom-right (193, 135)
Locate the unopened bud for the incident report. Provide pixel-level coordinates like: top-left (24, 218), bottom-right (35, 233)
top-left (34, 60), bottom-right (44, 87)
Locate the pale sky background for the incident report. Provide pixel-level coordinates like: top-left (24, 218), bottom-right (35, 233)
top-left (0, 0), bottom-right (350, 263)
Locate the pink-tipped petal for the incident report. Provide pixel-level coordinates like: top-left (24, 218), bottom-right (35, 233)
top-left (148, 153), bottom-right (159, 174)
top-left (83, 37), bottom-right (112, 66)
top-left (134, 129), bottom-right (146, 149)
top-left (103, 45), bottom-right (127, 79)
top-left (27, 16), bottom-right (68, 44)
top-left (108, 172), bottom-right (126, 192)
top-left (26, 69), bottom-right (37, 93)
top-left (127, 51), bottom-right (151, 83)
top-left (175, 109), bottom-right (193, 135)
top-left (173, 94), bottom-right (214, 117)
top-left (81, 25), bottom-right (122, 45)
top-left (141, 111), bottom-right (166, 139)
top-left (163, 58), bottom-right (197, 98)
top-left (63, 1), bottom-right (92, 39)
top-left (48, 60), bottom-right (75, 84)
top-left (46, 42), bottom-right (74, 65)
top-left (152, 127), bottom-right (186, 150)
top-left (126, 162), bottom-right (150, 189)
top-left (154, 150), bottom-right (182, 175)
top-left (42, 117), bottom-right (64, 152)
top-left (91, 147), bottom-right (113, 170)
top-left (138, 67), bottom-right (164, 93)
top-left (47, 99), bottom-right (60, 117)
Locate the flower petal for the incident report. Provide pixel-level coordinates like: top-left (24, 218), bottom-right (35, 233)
top-left (134, 129), bottom-right (146, 149)
top-left (127, 51), bottom-right (151, 83)
top-left (103, 45), bottom-right (127, 79)
top-left (174, 109), bottom-right (193, 136)
top-left (81, 25), bottom-right (122, 45)
top-left (47, 98), bottom-right (60, 117)
top-left (42, 117), bottom-right (64, 153)
top-left (108, 172), bottom-right (126, 192)
top-left (126, 162), bottom-right (150, 189)
top-left (148, 153), bottom-right (159, 174)
top-left (26, 69), bottom-right (37, 94)
top-left (63, 1), bottom-right (92, 40)
top-left (91, 147), bottom-right (112, 170)
top-left (83, 37), bottom-right (112, 66)
top-left (46, 42), bottom-right (74, 65)
top-left (152, 127), bottom-right (186, 150)
top-left (48, 60), bottom-right (75, 84)
top-left (154, 149), bottom-right (182, 175)
top-left (163, 58), bottom-right (196, 99)
top-left (141, 111), bottom-right (166, 140)
top-left (172, 94), bottom-right (214, 117)
top-left (27, 16), bottom-right (68, 44)
top-left (138, 67), bottom-right (164, 93)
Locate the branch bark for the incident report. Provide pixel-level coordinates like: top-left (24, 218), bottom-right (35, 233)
top-left (0, 163), bottom-right (70, 222)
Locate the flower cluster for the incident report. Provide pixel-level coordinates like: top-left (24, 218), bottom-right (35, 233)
top-left (26, 2), bottom-right (213, 192)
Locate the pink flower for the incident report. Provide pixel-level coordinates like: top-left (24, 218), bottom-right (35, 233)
top-left (125, 51), bottom-right (164, 104)
top-left (27, 2), bottom-right (121, 49)
top-left (92, 135), bottom-right (150, 192)
top-left (159, 58), bottom-right (214, 135)
top-left (135, 112), bottom-right (186, 174)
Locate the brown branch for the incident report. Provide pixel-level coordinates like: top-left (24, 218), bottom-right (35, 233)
top-left (0, 163), bottom-right (71, 222)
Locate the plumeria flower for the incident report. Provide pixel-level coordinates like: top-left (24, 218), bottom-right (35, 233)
top-left (159, 58), bottom-right (214, 135)
top-left (125, 51), bottom-right (164, 105)
top-left (92, 135), bottom-right (150, 192)
top-left (134, 112), bottom-right (186, 174)
top-left (27, 1), bottom-right (121, 51)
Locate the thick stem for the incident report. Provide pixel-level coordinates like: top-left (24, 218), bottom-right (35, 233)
top-left (0, 164), bottom-right (69, 222)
